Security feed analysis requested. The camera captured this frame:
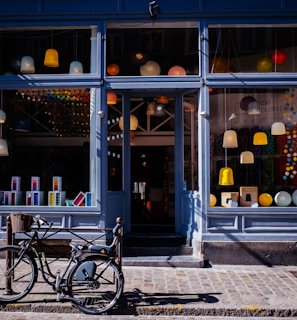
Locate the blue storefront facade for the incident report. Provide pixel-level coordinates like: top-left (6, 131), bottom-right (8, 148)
top-left (0, 0), bottom-right (297, 264)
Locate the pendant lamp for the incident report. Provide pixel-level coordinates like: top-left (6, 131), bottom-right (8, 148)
top-left (240, 151), bottom-right (254, 164)
top-left (271, 121), bottom-right (286, 135)
top-left (253, 132), bottom-right (268, 145)
top-left (69, 61), bottom-right (83, 74)
top-left (218, 167), bottom-right (234, 185)
top-left (154, 103), bottom-right (165, 116)
top-left (0, 139), bottom-right (9, 156)
top-left (44, 32), bottom-right (59, 68)
top-left (44, 48), bottom-right (59, 67)
top-left (146, 102), bottom-right (155, 116)
top-left (69, 31), bottom-right (83, 74)
top-left (247, 101), bottom-right (260, 114)
top-left (20, 56), bottom-right (35, 73)
top-left (107, 92), bottom-right (117, 105)
top-left (0, 109), bottom-right (6, 124)
top-left (118, 114), bottom-right (138, 139)
top-left (223, 130), bottom-right (238, 148)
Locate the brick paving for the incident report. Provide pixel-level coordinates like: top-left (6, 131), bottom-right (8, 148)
top-left (1, 264), bottom-right (297, 317)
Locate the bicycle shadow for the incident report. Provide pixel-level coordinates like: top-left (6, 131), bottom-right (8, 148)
top-left (113, 288), bottom-right (221, 314)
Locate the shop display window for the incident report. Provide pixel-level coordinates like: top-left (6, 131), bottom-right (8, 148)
top-left (210, 88), bottom-right (297, 207)
top-left (0, 88), bottom-right (94, 207)
top-left (209, 25), bottom-right (297, 73)
top-left (106, 22), bottom-right (199, 76)
top-left (0, 28), bottom-right (92, 75)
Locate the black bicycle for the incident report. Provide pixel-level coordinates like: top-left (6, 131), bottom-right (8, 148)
top-left (0, 214), bottom-right (124, 315)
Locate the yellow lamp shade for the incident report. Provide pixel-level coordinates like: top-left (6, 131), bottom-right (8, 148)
top-left (271, 122), bottom-right (286, 135)
top-left (258, 193), bottom-right (273, 206)
top-left (44, 48), bottom-right (59, 67)
top-left (107, 92), bottom-right (117, 105)
top-left (218, 167), bottom-right (234, 185)
top-left (240, 151), bottom-right (254, 164)
top-left (223, 130), bottom-right (238, 148)
top-left (256, 57), bottom-right (273, 72)
top-left (253, 132), bottom-right (268, 145)
top-left (210, 194), bottom-right (217, 207)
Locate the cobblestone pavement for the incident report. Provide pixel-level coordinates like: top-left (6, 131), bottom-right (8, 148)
top-left (1, 264), bottom-right (297, 317)
top-left (0, 314), bottom-right (296, 320)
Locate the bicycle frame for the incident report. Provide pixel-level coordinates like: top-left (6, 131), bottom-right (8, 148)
top-left (16, 227), bottom-right (79, 290)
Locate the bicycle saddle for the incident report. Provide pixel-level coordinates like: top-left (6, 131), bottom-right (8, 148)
top-left (88, 244), bottom-right (115, 255)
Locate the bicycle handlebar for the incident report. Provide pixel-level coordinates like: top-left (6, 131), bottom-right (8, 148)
top-left (33, 215), bottom-right (53, 229)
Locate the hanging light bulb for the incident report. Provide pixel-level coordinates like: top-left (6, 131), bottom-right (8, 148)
top-left (20, 56), bottom-right (35, 73)
top-left (253, 132), bottom-right (268, 145)
top-left (240, 151), bottom-right (254, 164)
top-left (223, 130), bottom-right (238, 148)
top-left (271, 122), bottom-right (286, 135)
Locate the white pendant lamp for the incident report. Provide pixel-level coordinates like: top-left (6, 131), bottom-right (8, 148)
top-left (240, 151), bottom-right (254, 164)
top-left (0, 109), bottom-right (6, 124)
top-left (20, 56), bottom-right (35, 73)
top-left (69, 61), bottom-right (83, 74)
top-left (223, 129), bottom-right (238, 148)
top-left (271, 122), bottom-right (286, 135)
top-left (0, 139), bottom-right (9, 156)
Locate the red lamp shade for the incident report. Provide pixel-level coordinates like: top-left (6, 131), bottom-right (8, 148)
top-left (271, 50), bottom-right (287, 65)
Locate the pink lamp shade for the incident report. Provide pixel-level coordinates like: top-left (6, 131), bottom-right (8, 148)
top-left (168, 65), bottom-right (186, 76)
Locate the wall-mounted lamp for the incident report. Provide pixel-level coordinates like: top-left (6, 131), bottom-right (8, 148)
top-left (148, 1), bottom-right (161, 18)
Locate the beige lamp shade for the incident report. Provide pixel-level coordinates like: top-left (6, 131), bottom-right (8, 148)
top-left (146, 102), bottom-right (155, 116)
top-left (223, 130), bottom-right (238, 148)
top-left (69, 61), bottom-right (83, 74)
top-left (218, 167), bottom-right (234, 185)
top-left (107, 92), bottom-right (117, 105)
top-left (20, 56), bottom-right (35, 73)
top-left (140, 60), bottom-right (161, 76)
top-left (44, 48), bottom-right (59, 67)
top-left (271, 122), bottom-right (286, 135)
top-left (253, 132), bottom-right (268, 145)
top-left (240, 151), bottom-right (254, 164)
top-left (118, 115), bottom-right (138, 131)
top-left (248, 101), bottom-right (260, 114)
top-left (0, 139), bottom-right (9, 156)
top-left (0, 109), bottom-right (6, 123)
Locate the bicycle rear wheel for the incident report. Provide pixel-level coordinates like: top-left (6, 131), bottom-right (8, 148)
top-left (0, 245), bottom-right (37, 303)
top-left (67, 255), bottom-right (124, 314)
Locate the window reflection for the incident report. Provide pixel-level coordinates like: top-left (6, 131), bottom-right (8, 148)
top-left (209, 26), bottom-right (297, 73)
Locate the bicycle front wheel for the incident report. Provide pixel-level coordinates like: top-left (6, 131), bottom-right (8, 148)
top-left (0, 245), bottom-right (37, 303)
top-left (67, 255), bottom-right (124, 314)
